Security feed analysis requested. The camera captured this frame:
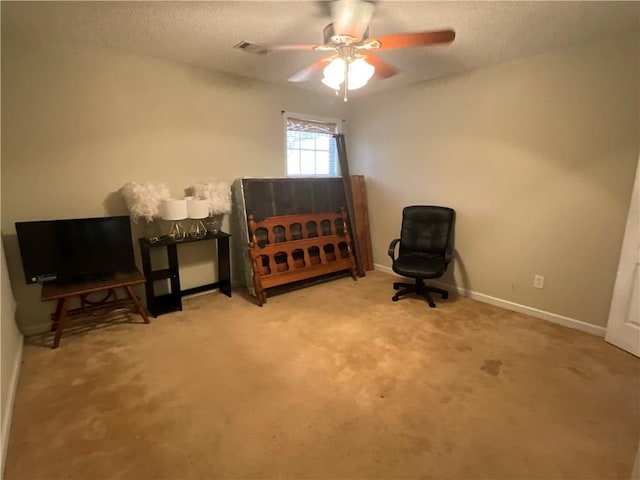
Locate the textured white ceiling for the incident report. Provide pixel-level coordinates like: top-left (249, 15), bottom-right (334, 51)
top-left (3, 1), bottom-right (639, 98)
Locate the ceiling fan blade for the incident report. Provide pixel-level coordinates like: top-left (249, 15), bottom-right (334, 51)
top-left (234, 41), bottom-right (322, 55)
top-left (330, 0), bottom-right (374, 40)
top-left (363, 54), bottom-right (399, 79)
top-left (365, 29), bottom-right (455, 51)
top-left (288, 57), bottom-right (332, 82)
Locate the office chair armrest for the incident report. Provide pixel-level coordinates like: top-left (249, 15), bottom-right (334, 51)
top-left (388, 238), bottom-right (400, 260)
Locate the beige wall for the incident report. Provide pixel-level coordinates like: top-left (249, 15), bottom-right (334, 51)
top-left (1, 30), bottom-right (346, 334)
top-left (347, 31), bottom-right (639, 328)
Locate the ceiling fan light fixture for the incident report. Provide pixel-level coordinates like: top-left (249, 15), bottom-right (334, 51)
top-left (321, 56), bottom-right (374, 92)
top-left (347, 57), bottom-right (374, 90)
top-left (323, 57), bottom-right (346, 88)
top-left (321, 76), bottom-right (342, 91)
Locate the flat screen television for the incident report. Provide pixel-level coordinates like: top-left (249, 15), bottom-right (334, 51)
top-left (15, 215), bottom-right (136, 284)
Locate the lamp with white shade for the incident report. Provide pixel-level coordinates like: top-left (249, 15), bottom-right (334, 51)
top-left (186, 198), bottom-right (209, 239)
top-left (161, 199), bottom-right (188, 242)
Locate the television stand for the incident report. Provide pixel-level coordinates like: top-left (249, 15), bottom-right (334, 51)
top-left (55, 273), bottom-right (116, 286)
top-left (41, 269), bottom-right (150, 349)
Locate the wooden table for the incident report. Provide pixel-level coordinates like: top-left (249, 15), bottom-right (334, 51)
top-left (41, 270), bottom-right (150, 349)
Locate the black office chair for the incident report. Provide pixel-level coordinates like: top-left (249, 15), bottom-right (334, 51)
top-left (388, 205), bottom-right (456, 307)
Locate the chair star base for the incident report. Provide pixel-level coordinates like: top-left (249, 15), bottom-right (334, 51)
top-left (391, 278), bottom-right (449, 308)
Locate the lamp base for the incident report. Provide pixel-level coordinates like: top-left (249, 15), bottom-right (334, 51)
top-left (168, 221), bottom-right (186, 242)
top-left (189, 220), bottom-right (207, 239)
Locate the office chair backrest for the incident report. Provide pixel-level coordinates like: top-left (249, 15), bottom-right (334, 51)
top-left (400, 206), bottom-right (455, 255)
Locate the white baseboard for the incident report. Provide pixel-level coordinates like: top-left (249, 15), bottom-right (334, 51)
top-left (374, 264), bottom-right (606, 337)
top-left (1, 337), bottom-right (24, 478)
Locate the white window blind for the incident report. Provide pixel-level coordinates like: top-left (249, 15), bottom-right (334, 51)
top-left (284, 114), bottom-right (340, 177)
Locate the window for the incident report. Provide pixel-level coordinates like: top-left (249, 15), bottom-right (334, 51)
top-left (284, 113), bottom-right (341, 177)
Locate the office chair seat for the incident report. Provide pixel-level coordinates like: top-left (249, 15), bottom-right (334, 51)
top-left (391, 254), bottom-right (447, 279)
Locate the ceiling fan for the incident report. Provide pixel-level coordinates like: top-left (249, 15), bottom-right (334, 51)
top-left (234, 0), bottom-right (455, 101)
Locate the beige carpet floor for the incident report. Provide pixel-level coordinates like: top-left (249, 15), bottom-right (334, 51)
top-left (4, 271), bottom-right (639, 480)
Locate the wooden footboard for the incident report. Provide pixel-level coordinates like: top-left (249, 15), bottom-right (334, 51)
top-left (248, 208), bottom-right (357, 306)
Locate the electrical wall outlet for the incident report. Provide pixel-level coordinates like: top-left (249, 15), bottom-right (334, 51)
top-left (534, 275), bottom-right (545, 289)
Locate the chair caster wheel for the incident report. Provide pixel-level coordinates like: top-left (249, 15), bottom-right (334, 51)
top-left (393, 282), bottom-right (401, 290)
top-left (442, 292), bottom-right (449, 300)
top-left (392, 296), bottom-right (399, 302)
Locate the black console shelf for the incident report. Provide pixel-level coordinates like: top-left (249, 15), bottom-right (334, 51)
top-left (139, 231), bottom-right (232, 317)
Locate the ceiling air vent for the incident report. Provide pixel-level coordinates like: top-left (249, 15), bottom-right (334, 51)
top-left (233, 41), bottom-right (269, 55)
